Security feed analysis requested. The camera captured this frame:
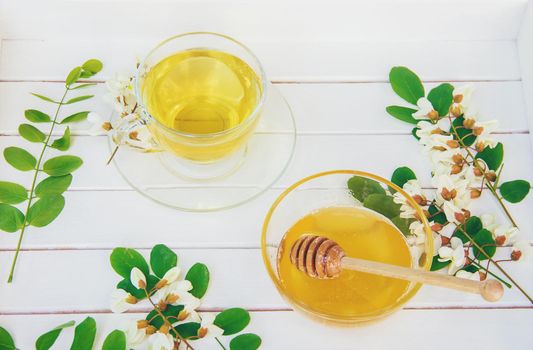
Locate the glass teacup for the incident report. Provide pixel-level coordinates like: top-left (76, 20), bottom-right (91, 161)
top-left (135, 32), bottom-right (267, 165)
top-left (262, 170), bottom-right (434, 324)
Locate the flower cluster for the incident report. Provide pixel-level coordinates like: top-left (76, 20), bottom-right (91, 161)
top-left (88, 72), bottom-right (158, 152)
top-left (386, 67), bottom-right (531, 288)
top-left (109, 244), bottom-right (260, 350)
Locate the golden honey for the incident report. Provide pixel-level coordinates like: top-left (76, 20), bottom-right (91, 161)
top-left (141, 49), bottom-right (262, 162)
top-left (277, 206), bottom-right (412, 319)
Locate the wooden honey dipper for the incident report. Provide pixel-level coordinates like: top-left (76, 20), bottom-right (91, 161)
top-left (290, 235), bottom-right (504, 302)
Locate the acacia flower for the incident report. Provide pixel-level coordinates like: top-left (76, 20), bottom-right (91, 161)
top-left (177, 298), bottom-right (202, 323)
top-left (148, 332), bottom-right (175, 350)
top-left (197, 314), bottom-right (224, 339)
top-left (438, 237), bottom-right (466, 274)
top-left (87, 112), bottom-right (112, 136)
top-left (125, 319), bottom-right (147, 347)
top-left (154, 279), bottom-right (200, 309)
top-left (451, 84), bottom-right (474, 115)
top-left (131, 267), bottom-right (147, 289)
top-left (433, 175), bottom-right (471, 223)
top-left (412, 97), bottom-right (437, 120)
top-left (155, 267), bottom-right (181, 289)
top-left (393, 179), bottom-right (427, 219)
top-left (105, 73), bottom-right (137, 115)
top-left (111, 289), bottom-right (137, 313)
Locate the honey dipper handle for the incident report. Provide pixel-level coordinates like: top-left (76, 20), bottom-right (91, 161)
top-left (341, 257), bottom-right (504, 302)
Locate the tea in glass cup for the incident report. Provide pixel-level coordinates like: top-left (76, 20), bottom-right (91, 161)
top-left (135, 33), bottom-right (267, 164)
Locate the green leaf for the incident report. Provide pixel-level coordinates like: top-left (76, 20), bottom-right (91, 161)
top-left (214, 308), bottom-right (251, 336)
top-left (102, 330), bottom-right (126, 350)
top-left (347, 176), bottom-right (386, 203)
top-left (0, 204), bottom-right (25, 232)
top-left (173, 322), bottom-right (200, 339)
top-left (363, 194), bottom-right (401, 219)
top-left (150, 244), bottom-right (178, 278)
top-left (230, 334), bottom-right (262, 350)
top-left (453, 216), bottom-right (482, 244)
top-left (385, 106), bottom-right (419, 124)
top-left (500, 180), bottom-right (531, 203)
top-left (0, 326), bottom-right (15, 350)
top-left (50, 127), bottom-right (71, 151)
top-left (35, 175), bottom-right (73, 197)
top-left (391, 166), bottom-right (417, 188)
top-left (110, 247), bottom-right (150, 279)
top-left (147, 305), bottom-right (184, 329)
top-left (43, 155), bottom-right (83, 176)
top-left (391, 216), bottom-right (413, 236)
top-left (25, 109), bottom-right (52, 123)
top-left (65, 66), bottom-right (82, 87)
top-left (472, 229), bottom-right (496, 260)
top-left (427, 83), bottom-right (454, 116)
top-left (476, 142), bottom-right (504, 171)
top-left (430, 255), bottom-right (451, 271)
top-left (64, 95), bottom-right (94, 104)
top-left (19, 124), bottom-right (46, 143)
top-left (70, 317), bottom-right (96, 350)
top-left (460, 265), bottom-right (479, 274)
top-left (35, 320), bottom-right (75, 350)
top-left (61, 111), bottom-right (90, 124)
top-left (0, 181), bottom-right (28, 204)
top-left (389, 66), bottom-right (425, 105)
top-left (3, 146), bottom-right (37, 171)
top-left (31, 93), bottom-right (59, 104)
top-left (70, 83), bottom-right (97, 90)
top-left (186, 263), bottom-right (210, 298)
top-left (428, 203), bottom-right (447, 225)
top-left (82, 59), bottom-right (103, 75)
top-left (451, 116), bottom-right (476, 147)
top-left (27, 194), bottom-right (65, 227)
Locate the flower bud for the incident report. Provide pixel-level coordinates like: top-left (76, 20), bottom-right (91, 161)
top-left (431, 128), bottom-right (444, 135)
top-left (453, 94), bottom-right (464, 103)
top-left (137, 320), bottom-right (149, 329)
top-left (452, 154), bottom-right (463, 165)
top-left (473, 167), bottom-right (483, 177)
top-left (446, 140), bottom-right (460, 149)
top-left (473, 126), bottom-right (484, 136)
top-left (102, 122), bottom-right (113, 131)
top-left (454, 212), bottom-right (466, 223)
top-left (475, 141), bottom-right (485, 152)
top-left (125, 295), bottom-right (138, 304)
top-left (166, 293), bottom-right (179, 304)
top-left (441, 188), bottom-right (457, 200)
top-left (432, 146), bottom-right (447, 152)
top-left (198, 327), bottom-right (208, 338)
top-left (440, 235), bottom-right (450, 245)
top-left (157, 300), bottom-right (168, 312)
top-left (451, 164), bottom-right (462, 175)
top-left (431, 223), bottom-right (443, 232)
top-left (178, 310), bottom-right (190, 321)
top-left (495, 235), bottom-right (506, 246)
top-left (511, 250), bottom-right (522, 261)
top-left (156, 279), bottom-right (168, 290)
top-left (159, 323), bottom-right (170, 335)
top-left (486, 171), bottom-right (497, 182)
top-left (129, 131), bottom-right (139, 140)
top-left (145, 325), bottom-right (157, 335)
top-left (462, 209), bottom-right (471, 220)
top-left (428, 110), bottom-right (440, 121)
top-left (463, 118), bottom-right (476, 129)
top-left (412, 194), bottom-right (427, 206)
top-left (451, 105), bottom-right (462, 117)
top-left (479, 272), bottom-right (487, 281)
top-left (470, 189), bottom-right (481, 199)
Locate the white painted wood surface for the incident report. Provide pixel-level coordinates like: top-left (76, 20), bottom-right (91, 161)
top-left (0, 0), bottom-right (532, 349)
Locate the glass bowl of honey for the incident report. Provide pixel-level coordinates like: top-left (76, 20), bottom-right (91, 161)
top-left (261, 170), bottom-right (434, 324)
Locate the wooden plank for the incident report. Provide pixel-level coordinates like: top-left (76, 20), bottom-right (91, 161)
top-left (0, 81), bottom-right (529, 134)
top-left (0, 0), bottom-right (527, 42)
top-left (0, 310), bottom-right (531, 349)
top-left (0, 134), bottom-right (531, 191)
top-left (0, 39), bottom-right (521, 82)
top-left (518, 0), bottom-right (533, 154)
top-left (0, 248), bottom-right (530, 313)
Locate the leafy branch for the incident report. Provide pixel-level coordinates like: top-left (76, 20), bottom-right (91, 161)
top-left (0, 59), bottom-right (103, 283)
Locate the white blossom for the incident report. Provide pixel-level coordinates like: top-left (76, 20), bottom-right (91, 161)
top-left (154, 280), bottom-right (200, 308)
top-left (452, 84), bottom-right (475, 113)
top-left (131, 267), bottom-right (147, 289)
top-left (456, 269), bottom-right (481, 281)
top-left (148, 332), bottom-right (174, 350)
top-left (438, 237), bottom-right (466, 274)
top-left (512, 240), bottom-right (532, 262)
top-left (125, 320), bottom-right (146, 347)
top-left (412, 97), bottom-right (435, 120)
top-left (105, 73), bottom-right (137, 115)
top-left (111, 289), bottom-right (136, 313)
top-left (433, 175), bottom-right (471, 223)
top-left (197, 314), bottom-right (224, 339)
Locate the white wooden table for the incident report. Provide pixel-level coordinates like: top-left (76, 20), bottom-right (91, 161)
top-left (1, 0), bottom-right (532, 348)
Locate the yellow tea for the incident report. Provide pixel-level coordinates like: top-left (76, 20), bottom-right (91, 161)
top-left (141, 49), bottom-right (263, 162)
top-left (277, 206), bottom-right (412, 319)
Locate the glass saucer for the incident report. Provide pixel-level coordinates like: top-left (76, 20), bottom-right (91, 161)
top-left (109, 85), bottom-right (296, 211)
